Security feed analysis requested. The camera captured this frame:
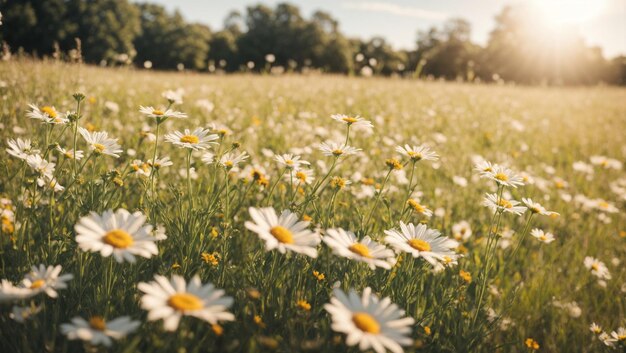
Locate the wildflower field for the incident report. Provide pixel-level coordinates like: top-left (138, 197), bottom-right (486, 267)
top-left (0, 60), bottom-right (624, 353)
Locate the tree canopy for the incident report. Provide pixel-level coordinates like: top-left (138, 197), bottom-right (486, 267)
top-left (0, 0), bottom-right (623, 85)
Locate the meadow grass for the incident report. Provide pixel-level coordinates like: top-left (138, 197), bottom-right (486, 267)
top-left (0, 59), bottom-right (624, 352)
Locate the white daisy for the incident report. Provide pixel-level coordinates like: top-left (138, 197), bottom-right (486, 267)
top-left (74, 209), bottom-right (160, 263)
top-left (610, 327), bottom-right (626, 342)
top-left (27, 104), bottom-right (67, 124)
top-left (324, 287), bottom-right (414, 353)
top-left (395, 144), bottom-right (438, 162)
top-left (274, 153), bottom-right (310, 170)
top-left (201, 152), bottom-right (215, 165)
top-left (10, 304), bottom-right (42, 323)
top-left (6, 138), bottom-right (40, 160)
top-left (79, 128), bottom-right (123, 158)
top-left (530, 229), bottom-right (555, 244)
top-left (323, 228), bottom-right (396, 269)
top-left (480, 164), bottom-right (524, 188)
top-left (164, 128), bottom-right (218, 151)
top-left (319, 141), bottom-right (361, 158)
top-left (147, 156), bottom-right (173, 170)
top-left (26, 154), bottom-right (55, 180)
top-left (130, 160), bottom-right (151, 177)
top-left (285, 168), bottom-right (315, 185)
top-left (584, 256), bottom-right (611, 280)
top-left (139, 106), bottom-right (187, 120)
top-left (218, 151), bottom-right (249, 169)
top-left (452, 221), bottom-right (472, 242)
top-left (56, 146), bottom-right (84, 161)
top-left (589, 322), bottom-right (603, 334)
top-left (474, 160), bottom-right (496, 174)
top-left (244, 207), bottom-right (320, 258)
top-left (0, 280), bottom-right (35, 302)
top-left (20, 264), bottom-right (73, 298)
top-left (61, 316), bottom-right (140, 347)
top-left (330, 114), bottom-right (374, 129)
top-left (138, 274), bottom-right (235, 331)
top-left (384, 222), bottom-right (459, 267)
top-left (406, 199), bottom-right (433, 217)
top-left (483, 193), bottom-right (527, 215)
top-left (522, 198), bottom-right (559, 217)
top-left (590, 155), bottom-right (622, 170)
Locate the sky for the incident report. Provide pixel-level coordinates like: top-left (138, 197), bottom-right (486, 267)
top-left (141, 0), bottom-right (626, 58)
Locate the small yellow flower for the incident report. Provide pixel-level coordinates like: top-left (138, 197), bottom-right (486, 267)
top-left (385, 158), bottom-right (403, 170)
top-left (525, 338), bottom-right (539, 350)
top-left (247, 288), bottom-right (261, 300)
top-left (423, 325), bottom-right (431, 336)
top-left (201, 252), bottom-right (220, 266)
top-left (211, 324), bottom-right (224, 336)
top-left (459, 270), bottom-right (472, 283)
top-left (296, 299), bottom-right (311, 311)
top-left (171, 262), bottom-right (181, 270)
top-left (330, 176), bottom-right (348, 190)
top-left (302, 214), bottom-right (312, 222)
top-left (312, 270), bottom-right (325, 282)
top-left (211, 227), bottom-right (219, 239)
top-left (254, 315), bottom-right (266, 328)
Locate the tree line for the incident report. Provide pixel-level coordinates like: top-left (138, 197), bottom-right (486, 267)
top-left (1, 0), bottom-right (624, 85)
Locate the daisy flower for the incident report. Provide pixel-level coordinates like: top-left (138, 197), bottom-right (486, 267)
top-left (474, 160), bottom-right (496, 174)
top-left (139, 106), bottom-right (187, 120)
top-left (322, 228), bottom-right (396, 269)
top-left (130, 160), bottom-right (151, 177)
top-left (395, 144), bottom-right (438, 162)
top-left (61, 316), bottom-right (140, 347)
top-left (583, 256), bottom-right (611, 280)
top-left (330, 114), bottom-right (374, 129)
top-left (522, 198), bottom-right (559, 217)
top-left (285, 168), bottom-right (315, 185)
top-left (218, 151), bottom-right (249, 169)
top-left (10, 304), bottom-right (42, 323)
top-left (483, 193), bottom-right (527, 215)
top-left (324, 287), bottom-right (414, 353)
top-left (406, 199), bottom-right (433, 217)
top-left (590, 155), bottom-right (622, 170)
top-left (56, 146), bottom-right (84, 161)
top-left (6, 138), bottom-right (40, 160)
top-left (26, 154), bottom-right (55, 180)
top-left (319, 141), bottom-right (361, 157)
top-left (480, 164), bottom-right (525, 188)
top-left (610, 327), bottom-right (626, 342)
top-left (164, 128), bottom-right (218, 151)
top-left (274, 153), bottom-right (310, 170)
top-left (452, 221), bottom-right (472, 242)
top-left (201, 152), bottom-right (215, 164)
top-left (20, 264), bottom-right (73, 298)
top-left (589, 322), bottom-right (603, 334)
top-left (27, 104), bottom-right (67, 124)
top-left (79, 128), bottom-right (123, 158)
top-left (75, 209), bottom-right (160, 263)
top-left (384, 222), bottom-right (459, 267)
top-left (147, 156), bottom-right (173, 170)
top-left (0, 280), bottom-right (35, 303)
top-left (138, 274), bottom-right (235, 331)
top-left (530, 229), bottom-right (555, 244)
top-left (244, 207), bottom-right (321, 258)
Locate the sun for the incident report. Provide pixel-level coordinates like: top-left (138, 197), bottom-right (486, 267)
top-left (532, 0), bottom-right (608, 25)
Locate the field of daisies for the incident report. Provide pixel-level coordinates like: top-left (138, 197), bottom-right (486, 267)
top-left (0, 60), bottom-right (624, 353)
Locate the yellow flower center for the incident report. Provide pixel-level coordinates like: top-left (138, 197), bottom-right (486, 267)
top-left (224, 161), bottom-right (234, 168)
top-left (407, 151), bottom-right (422, 160)
top-left (348, 243), bottom-right (371, 258)
top-left (270, 226), bottom-right (294, 244)
top-left (103, 229), bottom-right (134, 249)
top-left (591, 263), bottom-right (599, 271)
top-left (540, 235), bottom-right (547, 241)
top-left (598, 201), bottom-right (609, 209)
top-left (93, 143), bottom-right (106, 153)
top-left (332, 149), bottom-right (344, 156)
top-left (41, 106), bottom-right (57, 118)
top-left (168, 293), bottom-right (203, 311)
top-left (285, 159), bottom-right (294, 166)
top-left (408, 239), bottom-right (431, 252)
top-left (407, 199), bottom-right (425, 213)
top-left (152, 109), bottom-right (165, 116)
top-left (494, 173), bottom-right (508, 181)
top-left (497, 199), bottom-right (512, 208)
top-left (342, 117), bottom-right (358, 124)
top-left (89, 316), bottom-right (107, 331)
top-left (180, 135), bottom-right (199, 144)
top-left (30, 279), bottom-right (45, 289)
top-left (352, 312), bottom-right (380, 334)
top-left (295, 171), bottom-right (307, 182)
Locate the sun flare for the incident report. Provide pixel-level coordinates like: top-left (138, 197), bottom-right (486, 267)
top-left (532, 0), bottom-right (608, 25)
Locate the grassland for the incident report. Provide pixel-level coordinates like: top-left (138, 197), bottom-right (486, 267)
top-left (0, 60), bottom-right (624, 353)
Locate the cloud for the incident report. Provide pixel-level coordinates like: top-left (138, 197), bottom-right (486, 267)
top-left (342, 1), bottom-right (448, 21)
